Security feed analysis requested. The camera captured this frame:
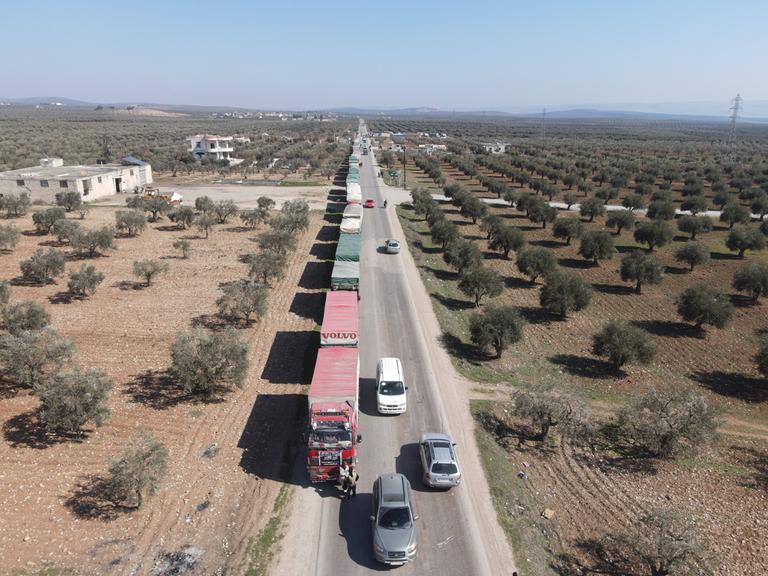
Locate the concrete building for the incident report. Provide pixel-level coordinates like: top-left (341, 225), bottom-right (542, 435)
top-left (187, 134), bottom-right (242, 165)
top-left (417, 143), bottom-right (448, 156)
top-left (0, 157), bottom-right (153, 202)
top-left (481, 142), bottom-right (511, 154)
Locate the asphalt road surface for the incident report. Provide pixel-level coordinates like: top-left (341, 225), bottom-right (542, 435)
top-left (273, 126), bottom-right (493, 575)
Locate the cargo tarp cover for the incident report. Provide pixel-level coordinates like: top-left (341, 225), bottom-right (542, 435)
top-left (320, 291), bottom-right (359, 346)
top-left (308, 347), bottom-right (359, 406)
top-left (340, 217), bottom-right (361, 234)
top-left (331, 260), bottom-right (359, 289)
top-left (336, 233), bottom-right (361, 261)
top-left (343, 204), bottom-right (363, 219)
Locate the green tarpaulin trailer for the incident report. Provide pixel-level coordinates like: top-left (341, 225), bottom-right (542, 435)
top-left (336, 233), bottom-right (361, 262)
top-left (331, 260), bottom-right (359, 290)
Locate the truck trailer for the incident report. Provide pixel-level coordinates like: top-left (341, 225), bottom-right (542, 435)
top-left (306, 347), bottom-right (360, 482)
top-left (320, 291), bottom-right (358, 347)
top-left (331, 260), bottom-right (360, 291)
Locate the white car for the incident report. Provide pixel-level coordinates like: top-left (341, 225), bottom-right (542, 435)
top-left (385, 239), bottom-right (401, 254)
top-left (376, 357), bottom-right (407, 414)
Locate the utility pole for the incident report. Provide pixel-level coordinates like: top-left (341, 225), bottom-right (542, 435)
top-left (402, 145), bottom-right (407, 189)
top-left (728, 93), bottom-right (742, 144)
top-left (540, 108), bottom-right (547, 141)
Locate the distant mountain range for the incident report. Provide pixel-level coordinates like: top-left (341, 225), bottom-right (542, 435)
top-left (2, 97), bottom-right (768, 123)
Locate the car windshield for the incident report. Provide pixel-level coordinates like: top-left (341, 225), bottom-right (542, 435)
top-left (379, 381), bottom-right (404, 396)
top-left (378, 507), bottom-right (412, 529)
top-left (309, 429), bottom-right (352, 445)
top-left (431, 463), bottom-right (458, 475)
top-left (388, 240), bottom-right (399, 246)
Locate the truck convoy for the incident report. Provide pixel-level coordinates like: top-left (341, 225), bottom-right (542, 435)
top-left (306, 148), bottom-right (364, 482)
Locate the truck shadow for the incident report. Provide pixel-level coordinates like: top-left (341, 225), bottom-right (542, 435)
top-left (358, 377), bottom-right (379, 417)
top-left (260, 331), bottom-right (318, 384)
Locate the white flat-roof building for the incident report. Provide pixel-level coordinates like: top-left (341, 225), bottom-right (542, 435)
top-left (481, 142), bottom-right (511, 154)
top-left (0, 157), bottom-right (153, 202)
top-left (187, 134), bottom-right (242, 165)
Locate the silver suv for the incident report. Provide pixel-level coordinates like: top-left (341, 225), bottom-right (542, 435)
top-left (371, 473), bottom-right (418, 565)
top-left (419, 433), bottom-right (462, 488)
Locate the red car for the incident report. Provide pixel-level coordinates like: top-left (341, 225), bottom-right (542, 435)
top-left (364, 199), bottom-right (375, 208)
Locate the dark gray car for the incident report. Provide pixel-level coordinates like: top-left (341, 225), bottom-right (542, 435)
top-left (370, 473), bottom-right (418, 565)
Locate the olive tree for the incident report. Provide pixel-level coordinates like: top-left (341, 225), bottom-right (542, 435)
top-left (620, 251), bottom-right (664, 293)
top-left (168, 206), bottom-right (195, 229)
top-left (247, 250), bottom-right (286, 286)
top-left (592, 321), bottom-right (655, 370)
top-left (732, 261), bottom-right (768, 303)
top-left (579, 197), bottom-right (605, 222)
top-left (195, 195), bottom-right (215, 213)
top-left (214, 199), bottom-right (239, 224)
top-left (469, 305), bottom-right (525, 358)
top-left (194, 212), bottom-right (217, 238)
top-left (3, 192), bottom-right (31, 217)
top-left (726, 225), bottom-right (766, 257)
top-left (480, 213), bottom-right (503, 240)
top-left (430, 219), bottom-right (459, 250)
top-left (622, 194), bottom-right (646, 211)
top-left (646, 200), bottom-right (676, 221)
top-left (67, 264), bottom-right (104, 298)
top-left (0, 327), bottom-right (74, 388)
top-left (676, 284), bottom-right (733, 330)
top-left (70, 226), bottom-right (116, 258)
top-left (144, 197), bottom-right (170, 222)
top-left (132, 260), bottom-right (169, 287)
top-left (605, 210), bottom-right (635, 234)
top-left (540, 271), bottom-right (592, 317)
top-left (509, 388), bottom-right (585, 443)
top-left (443, 238), bottom-right (482, 275)
top-left (36, 367), bottom-right (112, 435)
top-left (489, 225), bottom-right (525, 258)
top-left (680, 195), bottom-right (709, 215)
top-left (634, 220), bottom-right (673, 252)
top-left (552, 217), bottom-right (582, 245)
top-left (458, 265), bottom-right (503, 307)
top-left (528, 200), bottom-right (558, 228)
top-left (579, 230), bottom-right (616, 265)
top-left (173, 239), bottom-right (191, 259)
top-left (257, 228), bottom-right (297, 254)
top-left (20, 248), bottom-right (66, 285)
top-left (216, 280), bottom-right (268, 324)
top-left (106, 431), bottom-right (169, 509)
top-left (52, 219), bottom-right (80, 244)
top-left (677, 215), bottom-right (713, 240)
top-left (115, 210), bottom-right (147, 237)
top-left (32, 207), bottom-right (66, 234)
top-left (54, 190), bottom-right (83, 212)
top-left (757, 335), bottom-right (768, 378)
top-left (618, 388), bottom-right (719, 458)
top-left (720, 201), bottom-right (750, 229)
top-left (0, 223), bottom-right (21, 251)
top-left (0, 281), bottom-right (9, 308)
top-left (516, 247), bottom-right (557, 283)
top-left (169, 327), bottom-right (249, 395)
top-left (2, 301), bottom-right (50, 335)
top-left (674, 243), bottom-right (710, 271)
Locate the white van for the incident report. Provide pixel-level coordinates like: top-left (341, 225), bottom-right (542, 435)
top-left (376, 357), bottom-right (407, 415)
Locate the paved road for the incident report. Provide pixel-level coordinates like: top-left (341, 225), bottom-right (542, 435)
top-left (273, 125), bottom-right (492, 575)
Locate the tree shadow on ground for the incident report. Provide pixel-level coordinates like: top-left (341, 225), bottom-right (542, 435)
top-left (689, 370), bottom-right (768, 403)
top-left (710, 251), bottom-right (740, 260)
top-left (3, 409), bottom-right (84, 449)
top-left (483, 251), bottom-right (506, 260)
top-left (438, 331), bottom-right (487, 363)
top-left (557, 257), bottom-right (593, 269)
top-left (422, 265), bottom-right (458, 281)
top-left (551, 538), bottom-right (634, 576)
top-left (591, 283), bottom-right (635, 295)
top-left (517, 306), bottom-right (561, 324)
top-left (9, 276), bottom-right (47, 287)
top-left (48, 291), bottom-right (77, 304)
top-left (529, 239), bottom-right (563, 249)
top-left (413, 239), bottom-right (442, 255)
top-left (238, 393), bottom-right (306, 484)
top-left (155, 224), bottom-right (184, 232)
top-left (125, 369), bottom-right (226, 410)
top-left (191, 312), bottom-right (237, 332)
top-left (549, 354), bottom-right (618, 379)
top-left (112, 280), bottom-right (146, 291)
top-left (432, 293), bottom-right (474, 311)
top-left (0, 375), bottom-right (28, 400)
top-left (223, 225), bottom-right (251, 233)
top-left (260, 331), bottom-right (319, 385)
top-left (632, 319), bottom-right (703, 339)
top-left (614, 245), bottom-right (641, 254)
top-left (64, 475), bottom-right (125, 521)
top-left (729, 444), bottom-right (768, 489)
top-left (473, 405), bottom-right (545, 449)
top-left (729, 293), bottom-right (757, 308)
top-left (505, 276), bottom-right (535, 289)
top-left (289, 291), bottom-right (325, 323)
top-left (663, 265), bottom-right (689, 275)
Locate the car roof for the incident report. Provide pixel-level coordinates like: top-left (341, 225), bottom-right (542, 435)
top-left (378, 473), bottom-right (408, 505)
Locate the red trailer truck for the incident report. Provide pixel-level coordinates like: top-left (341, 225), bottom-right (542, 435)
top-left (306, 347), bottom-right (360, 482)
top-left (320, 291), bottom-right (359, 347)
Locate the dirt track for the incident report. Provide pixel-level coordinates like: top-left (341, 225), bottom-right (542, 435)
top-left (0, 207), bottom-right (326, 575)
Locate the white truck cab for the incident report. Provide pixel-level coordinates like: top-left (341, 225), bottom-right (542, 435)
top-left (376, 357), bottom-right (407, 415)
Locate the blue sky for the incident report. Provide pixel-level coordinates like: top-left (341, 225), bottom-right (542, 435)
top-left (4, 0), bottom-right (767, 110)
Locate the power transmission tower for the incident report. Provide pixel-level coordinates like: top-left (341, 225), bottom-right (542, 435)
top-left (728, 93), bottom-right (742, 144)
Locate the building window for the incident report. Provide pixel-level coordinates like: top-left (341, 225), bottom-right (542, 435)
top-left (40, 180), bottom-right (49, 188)
top-left (83, 179), bottom-right (91, 196)
top-left (210, 142), bottom-right (216, 149)
top-left (97, 176), bottom-right (102, 184)
top-left (130, 169), bottom-right (134, 176)
top-left (59, 180), bottom-right (68, 189)
top-left (16, 180), bottom-right (24, 187)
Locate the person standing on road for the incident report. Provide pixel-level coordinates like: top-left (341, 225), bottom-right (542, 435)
top-left (339, 461), bottom-right (350, 495)
top-left (345, 466), bottom-right (359, 500)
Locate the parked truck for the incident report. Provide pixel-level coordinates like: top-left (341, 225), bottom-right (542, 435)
top-left (306, 347), bottom-right (360, 482)
top-left (321, 291), bottom-right (358, 347)
top-left (331, 260), bottom-right (360, 291)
